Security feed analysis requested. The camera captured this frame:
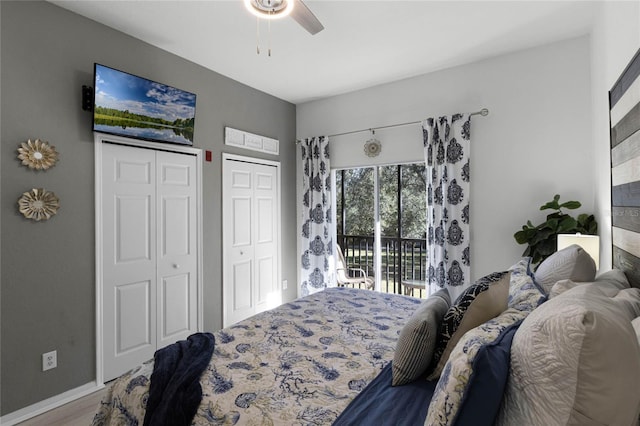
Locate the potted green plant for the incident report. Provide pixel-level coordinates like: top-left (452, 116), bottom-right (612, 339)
top-left (514, 194), bottom-right (598, 265)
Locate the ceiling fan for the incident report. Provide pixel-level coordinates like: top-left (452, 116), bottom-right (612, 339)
top-left (244, 0), bottom-right (324, 35)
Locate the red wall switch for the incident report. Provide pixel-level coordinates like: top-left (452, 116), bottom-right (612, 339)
top-left (205, 150), bottom-right (212, 162)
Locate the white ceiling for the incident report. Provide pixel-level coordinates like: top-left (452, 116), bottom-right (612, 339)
top-left (50, 0), bottom-right (597, 104)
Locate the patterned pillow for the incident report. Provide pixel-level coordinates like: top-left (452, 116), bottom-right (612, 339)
top-left (508, 257), bottom-right (547, 312)
top-left (392, 289), bottom-right (451, 386)
top-left (425, 308), bottom-right (528, 426)
top-left (425, 259), bottom-right (547, 426)
top-left (426, 271), bottom-right (510, 380)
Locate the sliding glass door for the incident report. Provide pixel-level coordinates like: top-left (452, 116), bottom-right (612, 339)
top-left (336, 163), bottom-right (428, 297)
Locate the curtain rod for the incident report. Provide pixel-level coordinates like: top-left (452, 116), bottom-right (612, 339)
top-left (297, 108), bottom-right (489, 142)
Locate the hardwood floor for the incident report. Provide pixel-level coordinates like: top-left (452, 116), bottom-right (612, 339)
top-left (17, 387), bottom-right (108, 426)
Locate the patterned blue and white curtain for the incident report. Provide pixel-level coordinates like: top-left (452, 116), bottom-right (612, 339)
top-left (422, 114), bottom-right (471, 301)
top-left (300, 136), bottom-right (333, 296)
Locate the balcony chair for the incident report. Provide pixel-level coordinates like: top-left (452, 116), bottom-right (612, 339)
top-left (336, 245), bottom-right (375, 290)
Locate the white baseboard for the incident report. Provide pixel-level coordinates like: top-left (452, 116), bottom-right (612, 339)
top-left (0, 381), bottom-right (104, 426)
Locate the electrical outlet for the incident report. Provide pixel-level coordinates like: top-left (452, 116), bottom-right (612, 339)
top-left (43, 350), bottom-right (57, 371)
top-left (282, 279), bottom-right (288, 290)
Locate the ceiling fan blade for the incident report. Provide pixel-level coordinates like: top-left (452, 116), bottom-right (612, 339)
top-left (291, 0), bottom-right (324, 35)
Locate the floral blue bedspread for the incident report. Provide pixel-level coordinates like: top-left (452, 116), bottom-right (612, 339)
top-left (92, 287), bottom-right (422, 425)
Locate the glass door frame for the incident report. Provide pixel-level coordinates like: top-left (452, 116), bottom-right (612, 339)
top-left (333, 161), bottom-right (426, 296)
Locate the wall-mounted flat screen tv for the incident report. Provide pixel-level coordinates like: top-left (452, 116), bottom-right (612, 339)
top-left (92, 63), bottom-right (196, 146)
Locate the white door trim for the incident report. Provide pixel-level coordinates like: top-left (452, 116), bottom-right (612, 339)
top-left (94, 132), bottom-right (203, 385)
top-left (222, 153), bottom-right (281, 327)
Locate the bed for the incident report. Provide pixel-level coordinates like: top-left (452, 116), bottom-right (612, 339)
top-left (92, 288), bottom-right (424, 425)
top-left (92, 254), bottom-right (640, 426)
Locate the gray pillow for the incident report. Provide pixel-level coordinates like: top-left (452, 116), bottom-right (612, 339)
top-left (548, 279), bottom-right (590, 298)
top-left (632, 317), bottom-right (640, 345)
top-left (549, 268), bottom-right (631, 298)
top-left (391, 288), bottom-right (450, 386)
top-left (595, 268), bottom-right (631, 288)
top-left (498, 283), bottom-right (640, 425)
top-left (534, 244), bottom-right (596, 294)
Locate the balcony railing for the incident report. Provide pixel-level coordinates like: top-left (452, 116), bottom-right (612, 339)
top-left (337, 234), bottom-right (428, 298)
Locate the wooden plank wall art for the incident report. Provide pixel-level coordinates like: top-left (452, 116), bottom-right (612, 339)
top-left (610, 47), bottom-right (640, 288)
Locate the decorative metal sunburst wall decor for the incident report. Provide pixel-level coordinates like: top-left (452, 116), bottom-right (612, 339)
top-left (17, 139), bottom-right (58, 170)
top-left (17, 188), bottom-right (60, 221)
top-left (364, 137), bottom-right (382, 157)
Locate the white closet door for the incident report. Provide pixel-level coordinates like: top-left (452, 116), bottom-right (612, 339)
top-left (254, 166), bottom-right (278, 313)
top-left (223, 156), bottom-right (280, 327)
top-left (102, 144), bottom-right (157, 381)
top-left (156, 151), bottom-right (198, 349)
top-left (102, 143), bottom-right (199, 381)
top-left (223, 159), bottom-right (256, 326)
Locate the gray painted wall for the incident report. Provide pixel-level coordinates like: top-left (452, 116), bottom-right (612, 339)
top-left (0, 1), bottom-right (297, 415)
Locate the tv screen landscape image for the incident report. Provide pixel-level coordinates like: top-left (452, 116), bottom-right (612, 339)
top-left (93, 64), bottom-right (196, 145)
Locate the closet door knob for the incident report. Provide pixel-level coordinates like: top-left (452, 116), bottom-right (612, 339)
top-left (173, 263), bottom-right (180, 269)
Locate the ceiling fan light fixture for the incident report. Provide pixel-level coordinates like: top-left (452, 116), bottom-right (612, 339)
top-left (244, 0), bottom-right (295, 20)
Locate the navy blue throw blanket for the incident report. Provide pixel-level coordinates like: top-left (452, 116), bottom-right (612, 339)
top-left (143, 332), bottom-right (215, 426)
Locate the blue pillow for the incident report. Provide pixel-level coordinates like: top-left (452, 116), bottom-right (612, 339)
top-left (425, 309), bottom-right (526, 426)
top-left (453, 321), bottom-right (521, 425)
